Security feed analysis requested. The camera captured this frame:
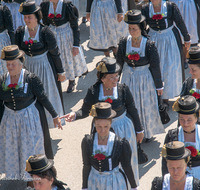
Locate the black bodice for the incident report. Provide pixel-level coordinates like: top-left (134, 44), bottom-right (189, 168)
top-left (40, 0), bottom-right (80, 46)
top-left (0, 70), bottom-right (58, 121)
top-left (2, 0), bottom-right (25, 3)
top-left (141, 2), bottom-right (190, 41)
top-left (0, 5), bottom-right (14, 44)
top-left (15, 24), bottom-right (64, 74)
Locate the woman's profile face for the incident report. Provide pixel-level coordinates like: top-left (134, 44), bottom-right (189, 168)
top-left (179, 113), bottom-right (197, 133)
top-left (95, 119), bottom-right (111, 138)
top-left (189, 64), bottom-right (200, 80)
top-left (24, 14), bottom-right (38, 27)
top-left (101, 73), bottom-right (119, 88)
top-left (167, 159), bottom-right (187, 182)
top-left (32, 174), bottom-right (53, 190)
top-left (128, 24), bottom-right (141, 38)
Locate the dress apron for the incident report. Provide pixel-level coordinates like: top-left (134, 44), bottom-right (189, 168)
top-left (2, 2), bottom-right (25, 31)
top-left (149, 25), bottom-right (182, 99)
top-left (24, 52), bottom-right (65, 128)
top-left (0, 100), bottom-right (45, 180)
top-left (89, 0), bottom-right (122, 51)
top-left (178, 125), bottom-right (200, 180)
top-left (88, 132), bottom-right (128, 190)
top-left (0, 30), bottom-right (10, 75)
top-left (169, 0), bottom-right (198, 44)
top-left (49, 22), bottom-right (88, 80)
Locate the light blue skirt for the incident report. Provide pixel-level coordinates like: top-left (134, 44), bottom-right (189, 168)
top-left (121, 64), bottom-right (164, 138)
top-left (88, 166), bottom-right (127, 190)
top-left (148, 26), bottom-right (182, 99)
top-left (49, 22), bottom-right (88, 80)
top-left (187, 166), bottom-right (200, 180)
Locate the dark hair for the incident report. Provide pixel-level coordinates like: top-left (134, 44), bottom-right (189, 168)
top-left (96, 71), bottom-right (108, 83)
top-left (34, 10), bottom-right (43, 24)
top-left (195, 63), bottom-right (200, 68)
top-left (19, 56), bottom-right (25, 64)
top-left (137, 22), bottom-right (148, 38)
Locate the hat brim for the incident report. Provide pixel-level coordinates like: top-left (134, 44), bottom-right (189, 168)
top-left (20, 6), bottom-right (40, 15)
top-left (96, 62), bottom-right (121, 74)
top-left (188, 59), bottom-right (200, 64)
top-left (94, 110), bottom-right (116, 119)
top-left (2, 50), bottom-right (25, 61)
top-left (28, 159), bottom-right (54, 174)
top-left (177, 102), bottom-right (199, 115)
top-left (165, 148), bottom-right (191, 160)
top-left (124, 15), bottom-right (146, 24)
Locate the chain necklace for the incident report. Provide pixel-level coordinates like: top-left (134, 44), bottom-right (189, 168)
top-left (98, 134), bottom-right (109, 140)
top-left (28, 24), bottom-right (38, 32)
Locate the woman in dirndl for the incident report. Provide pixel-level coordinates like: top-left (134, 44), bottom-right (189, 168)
top-left (86, 0), bottom-right (124, 57)
top-left (15, 1), bottom-right (65, 129)
top-left (81, 102), bottom-right (138, 190)
top-left (0, 4), bottom-right (14, 75)
top-left (117, 10), bottom-right (164, 142)
top-left (2, 0), bottom-right (25, 31)
top-left (40, 0), bottom-right (88, 93)
top-left (141, 0), bottom-right (190, 108)
top-left (0, 45), bottom-right (62, 183)
top-left (61, 57), bottom-right (144, 187)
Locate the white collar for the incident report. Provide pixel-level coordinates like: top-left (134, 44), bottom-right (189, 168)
top-left (49, 0), bottom-right (63, 14)
top-left (23, 25), bottom-right (40, 42)
top-left (99, 83), bottom-right (118, 101)
top-left (149, 0), bottom-right (167, 18)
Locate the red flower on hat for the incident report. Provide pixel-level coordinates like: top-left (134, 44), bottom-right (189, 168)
top-left (152, 14), bottom-right (163, 20)
top-left (192, 92), bottom-right (200, 99)
top-left (186, 146), bottom-right (198, 157)
top-left (25, 41), bottom-right (28, 45)
top-left (29, 39), bottom-right (33, 44)
top-left (105, 98), bottom-right (113, 104)
top-left (56, 14), bottom-right (62, 18)
top-left (94, 153), bottom-right (106, 161)
top-left (8, 83), bottom-right (18, 89)
top-left (48, 13), bottom-right (55, 19)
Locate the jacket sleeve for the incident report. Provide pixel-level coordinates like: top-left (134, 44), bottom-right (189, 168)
top-left (30, 73), bottom-right (58, 118)
top-left (0, 98), bottom-right (4, 124)
top-left (120, 138), bottom-right (137, 188)
top-left (75, 87), bottom-right (94, 120)
top-left (124, 84), bottom-right (143, 132)
top-left (128, 0), bottom-right (136, 10)
top-left (151, 177), bottom-right (163, 190)
top-left (67, 2), bottom-right (80, 46)
top-left (147, 41), bottom-right (163, 89)
top-left (114, 0), bottom-right (123, 13)
top-left (43, 26), bottom-right (65, 74)
top-left (171, 2), bottom-right (190, 41)
top-left (86, 0), bottom-right (93, 12)
top-left (180, 80), bottom-right (188, 97)
top-left (15, 26), bottom-right (22, 49)
top-left (81, 137), bottom-right (91, 189)
top-left (3, 5), bottom-right (14, 44)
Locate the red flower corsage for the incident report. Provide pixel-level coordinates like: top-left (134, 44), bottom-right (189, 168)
top-left (56, 14), bottom-right (62, 18)
top-left (127, 52), bottom-right (140, 61)
top-left (105, 98), bottom-right (113, 104)
top-left (8, 83), bottom-right (18, 88)
top-left (94, 153), bottom-right (106, 161)
top-left (29, 39), bottom-right (33, 44)
top-left (25, 41), bottom-right (28, 45)
top-left (48, 13), bottom-right (55, 19)
top-left (192, 92), bottom-right (200, 99)
top-left (186, 146), bottom-right (198, 157)
top-left (152, 14), bottom-right (163, 20)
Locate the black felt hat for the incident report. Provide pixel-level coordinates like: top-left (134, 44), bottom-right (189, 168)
top-left (124, 9), bottom-right (146, 24)
top-left (161, 141), bottom-right (191, 160)
top-left (89, 102), bottom-right (116, 119)
top-left (25, 154), bottom-right (54, 174)
top-left (188, 47), bottom-right (200, 64)
top-left (19, 0), bottom-right (40, 15)
top-left (1, 45), bottom-right (25, 60)
top-left (172, 95), bottom-right (199, 114)
top-left (96, 57), bottom-right (121, 74)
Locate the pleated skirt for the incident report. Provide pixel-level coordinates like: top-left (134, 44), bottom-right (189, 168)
top-left (0, 101), bottom-right (44, 180)
top-left (0, 31), bottom-right (10, 76)
top-left (121, 64), bottom-right (164, 138)
top-left (49, 22), bottom-right (88, 80)
top-left (24, 52), bottom-right (65, 128)
top-left (149, 26), bottom-right (182, 99)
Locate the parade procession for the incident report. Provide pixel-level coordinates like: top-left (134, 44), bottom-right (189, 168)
top-left (1, 0), bottom-right (200, 189)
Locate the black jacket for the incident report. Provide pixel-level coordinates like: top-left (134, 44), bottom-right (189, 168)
top-left (116, 37), bottom-right (163, 89)
top-left (40, 0), bottom-right (80, 46)
top-left (151, 176), bottom-right (200, 190)
top-left (0, 5), bottom-right (14, 44)
top-left (180, 77), bottom-right (194, 97)
top-left (141, 2), bottom-right (190, 42)
top-left (15, 24), bottom-right (64, 74)
top-left (81, 133), bottom-right (137, 188)
top-left (75, 83), bottom-right (143, 133)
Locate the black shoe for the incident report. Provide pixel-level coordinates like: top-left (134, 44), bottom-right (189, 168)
top-left (145, 137), bottom-right (153, 143)
top-left (67, 81), bottom-right (75, 93)
top-left (82, 18), bottom-right (87, 23)
top-left (184, 61), bottom-right (188, 69)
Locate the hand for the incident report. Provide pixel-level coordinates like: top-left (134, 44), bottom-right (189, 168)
top-left (117, 13), bottom-right (123, 23)
top-left (53, 117), bottom-right (63, 130)
top-left (157, 89), bottom-right (163, 96)
top-left (72, 47), bottom-right (79, 57)
top-left (136, 132), bottom-right (144, 143)
top-left (60, 112), bottom-right (75, 122)
top-left (86, 13), bottom-right (90, 22)
top-left (184, 41), bottom-right (191, 51)
top-left (58, 74), bottom-right (66, 82)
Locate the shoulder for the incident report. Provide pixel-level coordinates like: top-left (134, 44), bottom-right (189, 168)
top-left (141, 3), bottom-right (149, 12)
top-left (40, 0), bottom-right (49, 5)
top-left (88, 83), bottom-right (100, 94)
top-left (193, 177), bottom-right (200, 189)
top-left (2, 4), bottom-right (9, 12)
top-left (82, 134), bottom-right (93, 147)
top-left (151, 176), bottom-right (163, 190)
top-left (40, 25), bottom-right (55, 37)
top-left (165, 128), bottom-right (179, 142)
top-left (16, 25), bottom-right (25, 34)
top-left (146, 39), bottom-right (156, 49)
top-left (184, 77), bottom-right (193, 84)
top-left (119, 36), bottom-right (127, 44)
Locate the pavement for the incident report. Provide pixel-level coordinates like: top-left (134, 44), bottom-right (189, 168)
top-left (0, 20), bottom-right (190, 190)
